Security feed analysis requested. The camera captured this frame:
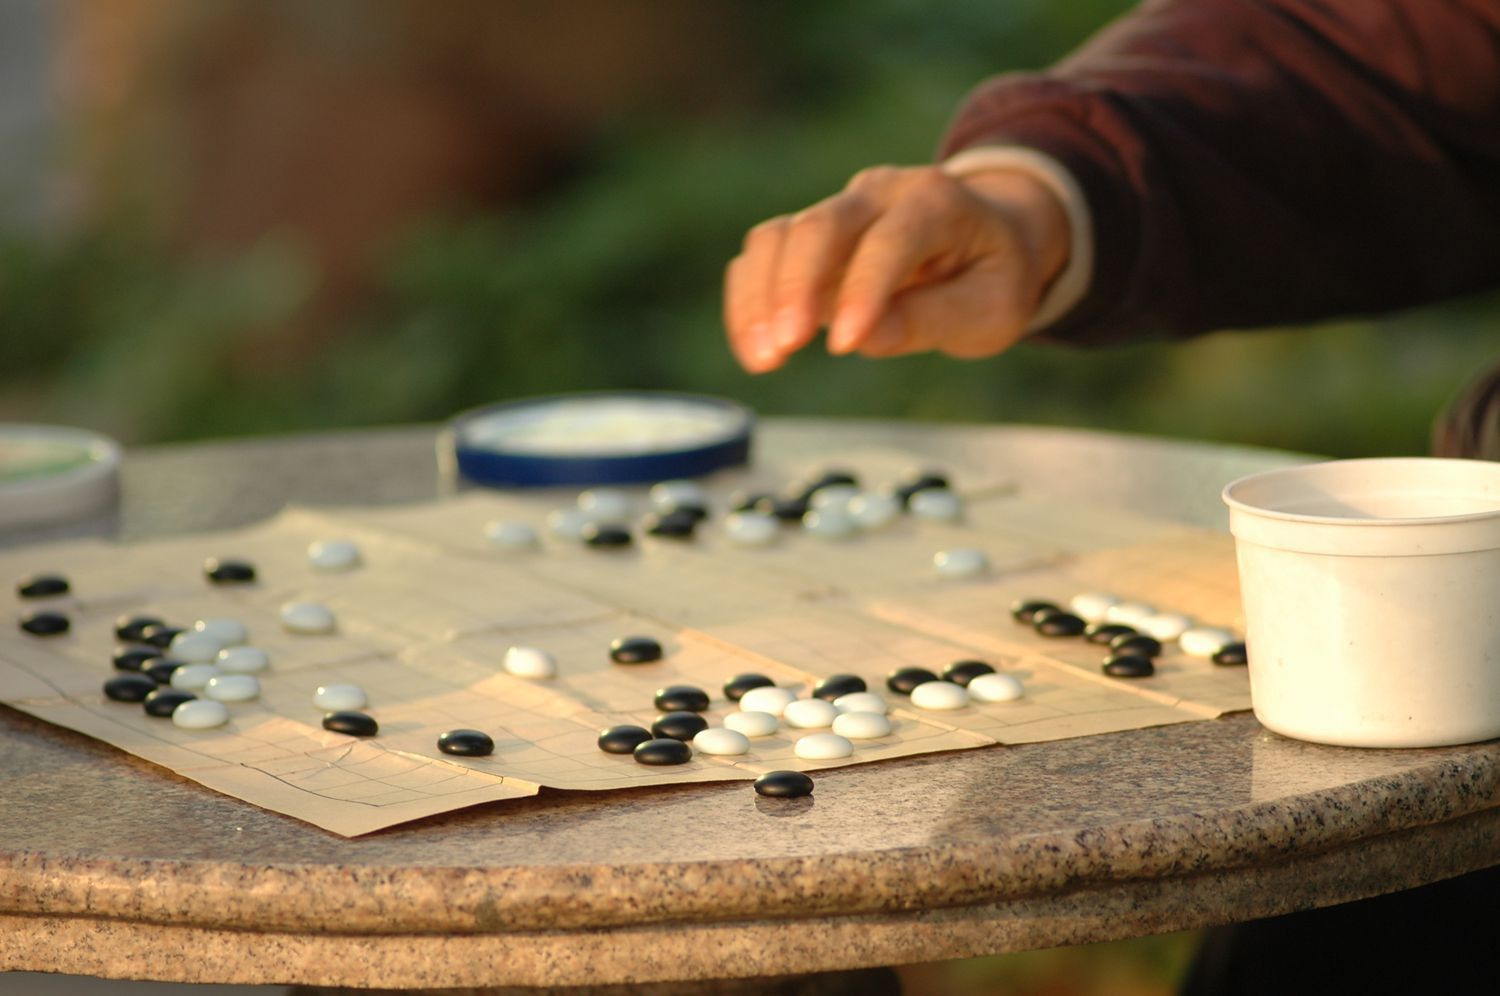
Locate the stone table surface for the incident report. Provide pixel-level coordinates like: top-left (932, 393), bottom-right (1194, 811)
top-left (3, 419), bottom-right (1499, 990)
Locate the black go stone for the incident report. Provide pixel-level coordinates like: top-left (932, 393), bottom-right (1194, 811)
top-left (754, 770), bottom-right (814, 798)
top-left (634, 737), bottom-right (692, 766)
top-left (723, 673), bottom-right (775, 702)
top-left (144, 659), bottom-right (186, 684)
top-left (1010, 599), bottom-right (1060, 624)
top-left (651, 711), bottom-right (709, 741)
top-left (1213, 642), bottom-right (1249, 666)
top-left (1102, 654), bottom-right (1156, 678)
top-left (654, 684), bottom-right (710, 712)
top-left (1085, 622), bottom-right (1136, 645)
top-left (115, 615), bottom-right (165, 643)
top-left (1033, 609), bottom-right (1086, 637)
top-left (17, 574), bottom-right (69, 599)
top-left (141, 624), bottom-right (184, 649)
top-left (113, 646), bottom-right (163, 672)
top-left (610, 635), bottom-right (663, 664)
top-left (813, 674), bottom-right (866, 701)
top-left (437, 729), bottom-right (494, 757)
top-left (886, 667), bottom-right (939, 695)
top-left (19, 610), bottom-right (69, 637)
top-left (583, 523), bottom-right (633, 548)
top-left (644, 510), bottom-right (699, 539)
top-left (323, 711), bottom-right (379, 736)
top-left (104, 673), bottom-right (157, 703)
top-left (205, 558), bottom-right (256, 584)
top-left (757, 495), bottom-right (809, 522)
top-left (666, 502), bottom-right (710, 522)
top-left (730, 490), bottom-right (774, 513)
top-left (597, 724), bottom-right (653, 755)
top-left (1110, 633), bottom-right (1163, 658)
top-left (942, 660), bottom-right (996, 687)
top-left (143, 689), bottom-right (196, 718)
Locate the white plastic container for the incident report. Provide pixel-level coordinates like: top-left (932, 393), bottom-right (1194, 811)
top-left (1223, 457), bottom-right (1500, 748)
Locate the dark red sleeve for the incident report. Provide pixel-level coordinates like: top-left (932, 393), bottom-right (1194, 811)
top-left (940, 0), bottom-right (1500, 345)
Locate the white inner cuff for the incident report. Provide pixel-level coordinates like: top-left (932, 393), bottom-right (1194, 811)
top-left (941, 146), bottom-right (1094, 333)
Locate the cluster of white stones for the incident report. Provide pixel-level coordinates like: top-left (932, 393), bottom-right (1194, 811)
top-left (1068, 590), bottom-right (1239, 657)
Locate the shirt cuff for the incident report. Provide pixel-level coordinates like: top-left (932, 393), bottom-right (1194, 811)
top-left (940, 146), bottom-right (1094, 334)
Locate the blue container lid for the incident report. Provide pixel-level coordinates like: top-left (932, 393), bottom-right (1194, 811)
top-left (449, 392), bottom-right (754, 487)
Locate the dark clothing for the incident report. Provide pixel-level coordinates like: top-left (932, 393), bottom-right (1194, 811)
top-left (940, 0), bottom-right (1500, 348)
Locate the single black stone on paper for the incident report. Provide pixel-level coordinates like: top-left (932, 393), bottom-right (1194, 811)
top-left (141, 624), bottom-right (184, 649)
top-left (1213, 642), bottom-right (1249, 666)
top-left (583, 523), bottom-right (633, 548)
top-left (723, 672), bottom-right (775, 702)
top-left (115, 615), bottom-right (166, 643)
top-left (597, 724), bottom-right (653, 755)
top-left (1033, 610), bottom-right (1086, 637)
top-left (113, 646), bottom-right (163, 672)
top-left (813, 673), bottom-right (866, 701)
top-left (1085, 622), bottom-right (1136, 645)
top-left (17, 574), bottom-right (69, 599)
top-left (1110, 633), bottom-right (1163, 658)
top-left (633, 737), bottom-right (692, 766)
top-left (323, 711), bottom-right (379, 737)
top-left (143, 689), bottom-right (196, 717)
top-left (1010, 599), bottom-right (1060, 624)
top-left (942, 660), bottom-right (996, 687)
top-left (654, 684), bottom-right (710, 712)
top-left (204, 558), bottom-right (256, 584)
top-left (610, 635), bottom-right (663, 665)
top-left (437, 729), bottom-right (494, 757)
top-left (144, 659), bottom-right (185, 684)
top-left (104, 673), bottom-right (157, 703)
top-left (886, 667), bottom-right (939, 695)
top-left (651, 711), bottom-right (709, 741)
top-left (643, 510), bottom-right (699, 539)
top-left (19, 610), bottom-right (69, 637)
top-left (1103, 654), bottom-right (1156, 678)
top-left (754, 770), bottom-right (814, 798)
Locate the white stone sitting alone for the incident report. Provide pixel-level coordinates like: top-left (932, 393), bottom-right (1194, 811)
top-left (308, 539), bottom-right (362, 572)
top-left (577, 488), bottom-right (633, 522)
top-left (933, 547), bottom-right (989, 578)
top-left (909, 489), bottom-right (963, 522)
top-left (504, 645), bottom-right (557, 679)
top-left (485, 520), bottom-right (540, 551)
top-left (281, 602), bottom-right (336, 635)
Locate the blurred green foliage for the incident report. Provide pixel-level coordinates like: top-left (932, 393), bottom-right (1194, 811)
top-left (1, 0), bottom-right (1497, 458)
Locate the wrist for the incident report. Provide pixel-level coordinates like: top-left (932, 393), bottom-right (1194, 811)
top-left (958, 167), bottom-right (1071, 296)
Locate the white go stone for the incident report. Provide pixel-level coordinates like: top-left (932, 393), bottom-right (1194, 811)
top-left (1140, 612), bottom-right (1194, 642)
top-left (909, 488), bottom-right (963, 522)
top-left (832, 711), bottom-right (893, 739)
top-left (308, 539), bottom-right (361, 571)
top-left (933, 547), bottom-right (989, 578)
top-left (170, 663), bottom-right (222, 691)
top-left (803, 506), bottom-right (858, 540)
top-left (1106, 601), bottom-right (1157, 626)
top-left (546, 507), bottom-right (593, 541)
top-left (1069, 592), bottom-right (1120, 623)
top-left (910, 680), bottom-right (969, 711)
top-left (650, 480), bottom-right (707, 512)
top-left (485, 520), bottom-right (540, 551)
top-left (204, 674), bottom-right (260, 703)
top-left (848, 492), bottom-right (901, 531)
top-left (809, 484), bottom-right (860, 513)
top-left (738, 685), bottom-right (796, 716)
top-left (782, 698), bottom-right (839, 728)
top-left (193, 618), bottom-right (249, 646)
top-left (217, 646), bottom-right (270, 674)
top-left (577, 488), bottom-right (632, 522)
top-left (725, 511), bottom-right (778, 547)
top-left (281, 601), bottom-right (336, 634)
top-left (169, 631), bottom-right (226, 663)
top-left (794, 732), bottom-right (854, 760)
top-left (833, 691), bottom-right (888, 715)
top-left (314, 683), bottom-right (368, 711)
top-left (692, 727), bottom-right (751, 756)
top-left (172, 699), bottom-right (230, 730)
top-left (968, 672), bottom-right (1026, 703)
top-left (723, 710), bottom-right (780, 737)
top-left (1180, 625), bottom-right (1236, 658)
top-left (504, 645), bottom-right (557, 679)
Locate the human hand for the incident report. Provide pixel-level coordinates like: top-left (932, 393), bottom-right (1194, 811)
top-left (724, 164), bottom-right (1070, 373)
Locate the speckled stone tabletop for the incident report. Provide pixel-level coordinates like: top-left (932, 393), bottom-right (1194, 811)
top-left (3, 420), bottom-right (1499, 990)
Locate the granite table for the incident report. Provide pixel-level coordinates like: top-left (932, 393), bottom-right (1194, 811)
top-left (4, 419), bottom-right (1499, 992)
